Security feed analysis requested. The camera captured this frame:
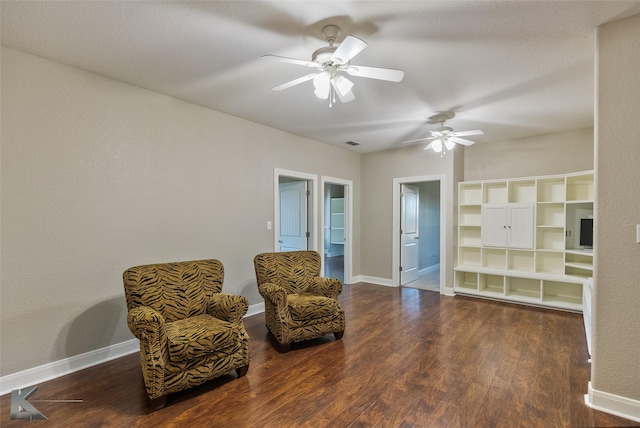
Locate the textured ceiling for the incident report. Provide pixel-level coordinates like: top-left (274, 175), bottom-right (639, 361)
top-left (3, 1), bottom-right (640, 153)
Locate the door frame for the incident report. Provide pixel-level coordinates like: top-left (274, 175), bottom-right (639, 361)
top-left (320, 176), bottom-right (353, 284)
top-left (392, 174), bottom-right (447, 292)
top-left (274, 168), bottom-right (318, 251)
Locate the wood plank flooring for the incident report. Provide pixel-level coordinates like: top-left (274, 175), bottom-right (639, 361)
top-left (1, 283), bottom-right (638, 427)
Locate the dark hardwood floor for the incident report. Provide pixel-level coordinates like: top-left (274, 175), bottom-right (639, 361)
top-left (2, 283), bottom-right (638, 427)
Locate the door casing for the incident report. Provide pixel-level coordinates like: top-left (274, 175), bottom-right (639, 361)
top-left (320, 176), bottom-right (353, 284)
top-left (274, 168), bottom-right (318, 252)
top-left (392, 175), bottom-right (447, 292)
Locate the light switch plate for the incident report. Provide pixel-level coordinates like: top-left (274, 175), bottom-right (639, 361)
top-left (637, 224), bottom-right (640, 244)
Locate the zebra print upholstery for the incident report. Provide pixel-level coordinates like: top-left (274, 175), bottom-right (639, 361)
top-left (123, 259), bottom-right (250, 408)
top-left (253, 251), bottom-right (345, 352)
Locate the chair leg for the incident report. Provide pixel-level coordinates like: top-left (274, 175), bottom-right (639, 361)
top-left (150, 395), bottom-right (167, 410)
top-left (236, 364), bottom-right (249, 377)
top-left (334, 331), bottom-right (344, 340)
top-left (277, 341), bottom-right (291, 353)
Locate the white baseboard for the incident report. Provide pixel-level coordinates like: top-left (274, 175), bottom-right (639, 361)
top-left (0, 339), bottom-right (140, 396)
top-left (0, 302), bottom-right (266, 396)
top-left (246, 302), bottom-right (265, 318)
top-left (418, 263), bottom-right (440, 275)
top-left (352, 275), bottom-right (396, 287)
top-left (585, 381), bottom-right (640, 423)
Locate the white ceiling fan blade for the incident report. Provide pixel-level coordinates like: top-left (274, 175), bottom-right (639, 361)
top-left (272, 74), bottom-right (317, 91)
top-left (331, 35), bottom-right (367, 64)
top-left (449, 136), bottom-right (476, 146)
top-left (332, 75), bottom-right (354, 97)
top-left (313, 72), bottom-right (331, 99)
top-left (451, 130), bottom-right (484, 137)
top-left (401, 136), bottom-right (432, 144)
top-left (262, 54), bottom-right (318, 68)
top-left (346, 65), bottom-right (405, 82)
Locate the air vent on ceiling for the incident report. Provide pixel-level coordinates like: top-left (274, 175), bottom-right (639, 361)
top-left (345, 141), bottom-right (360, 146)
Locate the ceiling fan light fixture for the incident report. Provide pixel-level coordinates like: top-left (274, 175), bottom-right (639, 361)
top-left (332, 75), bottom-right (354, 97)
top-left (444, 139), bottom-right (456, 151)
top-left (313, 72), bottom-right (330, 99)
top-left (430, 139), bottom-right (443, 153)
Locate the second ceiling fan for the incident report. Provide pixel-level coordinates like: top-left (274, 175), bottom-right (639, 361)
top-left (402, 113), bottom-right (484, 156)
top-left (263, 25), bottom-right (405, 106)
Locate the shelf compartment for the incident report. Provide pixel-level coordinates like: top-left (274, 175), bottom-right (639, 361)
top-left (460, 183), bottom-right (483, 205)
top-left (459, 205), bottom-right (482, 226)
top-left (537, 177), bottom-right (566, 203)
top-left (479, 274), bottom-right (504, 294)
top-left (482, 248), bottom-right (507, 270)
top-left (509, 180), bottom-right (536, 203)
top-left (506, 277), bottom-right (541, 300)
top-left (484, 182), bottom-right (508, 204)
top-left (459, 226), bottom-right (481, 247)
top-left (536, 251), bottom-right (564, 274)
top-left (542, 280), bottom-right (582, 308)
top-left (458, 247), bottom-right (481, 267)
top-left (536, 227), bottom-right (565, 250)
top-left (566, 173), bottom-right (594, 202)
top-left (537, 203), bottom-right (565, 227)
top-left (455, 271), bottom-right (478, 291)
top-left (507, 250), bottom-right (535, 272)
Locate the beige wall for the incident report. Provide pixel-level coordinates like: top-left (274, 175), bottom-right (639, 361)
top-left (0, 47), bottom-right (361, 376)
top-left (593, 13), bottom-right (640, 403)
top-left (464, 128), bottom-right (594, 181)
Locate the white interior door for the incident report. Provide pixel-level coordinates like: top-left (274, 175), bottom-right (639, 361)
top-left (401, 184), bottom-right (420, 285)
top-left (278, 181), bottom-right (308, 251)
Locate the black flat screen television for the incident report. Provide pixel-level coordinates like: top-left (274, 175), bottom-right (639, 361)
top-left (580, 218), bottom-right (593, 247)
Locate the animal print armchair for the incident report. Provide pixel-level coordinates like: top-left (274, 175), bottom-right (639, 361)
top-left (254, 251), bottom-right (345, 353)
top-left (123, 259), bottom-right (250, 409)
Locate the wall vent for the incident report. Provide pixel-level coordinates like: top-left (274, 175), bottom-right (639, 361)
top-left (345, 141), bottom-right (360, 146)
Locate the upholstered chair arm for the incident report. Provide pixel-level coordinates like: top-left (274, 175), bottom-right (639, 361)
top-left (208, 294), bottom-right (249, 323)
top-left (127, 306), bottom-right (169, 367)
top-left (306, 277), bottom-right (343, 299)
top-left (258, 283), bottom-right (288, 308)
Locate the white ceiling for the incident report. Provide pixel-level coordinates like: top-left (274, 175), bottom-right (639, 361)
top-left (3, 1), bottom-right (640, 153)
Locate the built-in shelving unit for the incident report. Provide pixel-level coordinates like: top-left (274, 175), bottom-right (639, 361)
top-left (455, 171), bottom-right (594, 312)
top-left (329, 198), bottom-right (345, 245)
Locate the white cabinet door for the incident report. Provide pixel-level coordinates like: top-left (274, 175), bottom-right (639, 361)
top-left (482, 204), bottom-right (534, 249)
top-left (481, 205), bottom-right (508, 247)
top-left (507, 204), bottom-right (535, 249)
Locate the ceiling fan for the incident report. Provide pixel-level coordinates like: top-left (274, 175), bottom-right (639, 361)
top-left (402, 113), bottom-right (484, 156)
top-left (262, 25), bottom-right (405, 107)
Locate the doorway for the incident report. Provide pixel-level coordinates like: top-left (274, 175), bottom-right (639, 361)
top-left (393, 176), bottom-right (444, 292)
top-left (274, 169), bottom-right (318, 252)
top-left (321, 176), bottom-right (353, 284)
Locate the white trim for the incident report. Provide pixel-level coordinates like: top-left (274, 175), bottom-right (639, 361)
top-left (320, 176), bottom-right (354, 284)
top-left (0, 304), bottom-right (267, 396)
top-left (392, 175), bottom-right (447, 293)
top-left (585, 381), bottom-right (640, 423)
top-left (419, 263), bottom-right (440, 275)
top-left (353, 275), bottom-right (396, 287)
top-left (0, 339), bottom-right (139, 396)
top-left (274, 168), bottom-right (319, 252)
top-left (246, 302), bottom-right (265, 318)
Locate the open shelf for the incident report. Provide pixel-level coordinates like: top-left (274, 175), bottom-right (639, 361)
top-left (484, 182), bottom-right (508, 204)
top-left (460, 183), bottom-right (483, 205)
top-left (509, 180), bottom-right (536, 203)
top-left (459, 205), bottom-right (482, 226)
top-left (537, 177), bottom-right (565, 203)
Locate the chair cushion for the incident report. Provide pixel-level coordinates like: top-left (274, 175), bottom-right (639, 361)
top-left (287, 294), bottom-right (340, 320)
top-left (165, 314), bottom-right (238, 362)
